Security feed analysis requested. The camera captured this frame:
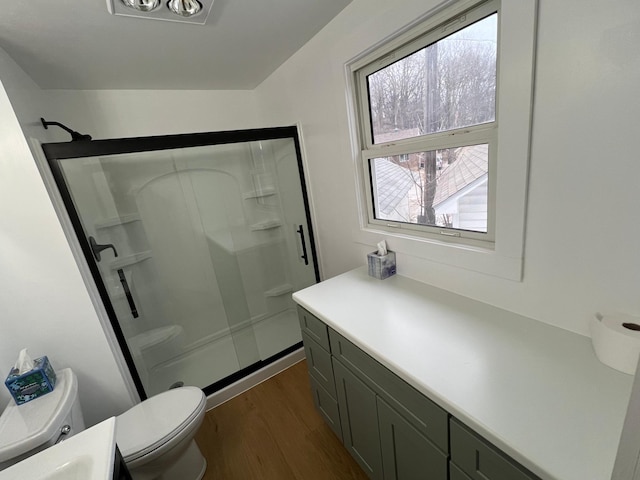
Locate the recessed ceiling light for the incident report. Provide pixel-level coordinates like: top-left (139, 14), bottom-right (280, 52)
top-left (120, 0), bottom-right (161, 12)
top-left (167, 0), bottom-right (202, 17)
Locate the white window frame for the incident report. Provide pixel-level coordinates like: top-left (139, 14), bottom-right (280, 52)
top-left (358, 0), bottom-right (498, 244)
top-left (346, 0), bottom-right (537, 281)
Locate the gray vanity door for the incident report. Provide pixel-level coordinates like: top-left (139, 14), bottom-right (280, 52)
top-left (378, 397), bottom-right (448, 480)
top-left (333, 359), bottom-right (383, 480)
top-left (308, 374), bottom-right (342, 441)
top-left (450, 419), bottom-right (539, 480)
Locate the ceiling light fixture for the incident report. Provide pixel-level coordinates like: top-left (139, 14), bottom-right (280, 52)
top-left (106, 0), bottom-right (213, 25)
top-left (120, 0), bottom-right (161, 12)
top-left (167, 0), bottom-right (202, 17)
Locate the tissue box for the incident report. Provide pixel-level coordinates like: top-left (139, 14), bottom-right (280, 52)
top-left (5, 356), bottom-right (57, 405)
top-left (367, 250), bottom-right (396, 279)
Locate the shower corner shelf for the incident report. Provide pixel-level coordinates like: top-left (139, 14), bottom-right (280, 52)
top-left (95, 213), bottom-right (141, 229)
top-left (250, 220), bottom-right (282, 231)
top-left (109, 251), bottom-right (152, 270)
top-left (264, 284), bottom-right (294, 297)
top-left (242, 187), bottom-right (276, 200)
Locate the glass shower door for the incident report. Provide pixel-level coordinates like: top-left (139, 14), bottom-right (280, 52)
top-left (44, 128), bottom-right (319, 398)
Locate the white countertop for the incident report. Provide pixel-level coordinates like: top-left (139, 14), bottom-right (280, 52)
top-left (0, 417), bottom-right (116, 480)
top-left (292, 268), bottom-right (634, 480)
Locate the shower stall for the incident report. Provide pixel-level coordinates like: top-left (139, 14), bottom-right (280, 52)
top-left (42, 127), bottom-right (319, 399)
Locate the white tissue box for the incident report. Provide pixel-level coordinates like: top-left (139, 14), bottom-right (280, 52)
top-left (367, 250), bottom-right (396, 280)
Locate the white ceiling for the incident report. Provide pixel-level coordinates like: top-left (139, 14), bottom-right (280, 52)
top-left (0, 0), bottom-right (351, 90)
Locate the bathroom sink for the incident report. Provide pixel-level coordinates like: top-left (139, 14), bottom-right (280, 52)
top-left (39, 455), bottom-right (93, 480)
top-left (0, 417), bottom-right (116, 480)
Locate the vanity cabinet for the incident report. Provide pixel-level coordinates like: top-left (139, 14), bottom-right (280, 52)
top-left (113, 446), bottom-right (133, 480)
top-left (378, 397), bottom-right (448, 480)
top-left (331, 329), bottom-right (448, 480)
top-left (333, 359), bottom-right (384, 479)
top-left (299, 306), bottom-right (447, 480)
top-left (298, 306), bottom-right (342, 441)
top-left (329, 329), bottom-right (449, 454)
top-left (298, 305), bottom-right (542, 480)
top-left (450, 419), bottom-right (540, 480)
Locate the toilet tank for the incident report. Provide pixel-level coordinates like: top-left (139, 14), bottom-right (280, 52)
top-left (0, 368), bottom-right (85, 470)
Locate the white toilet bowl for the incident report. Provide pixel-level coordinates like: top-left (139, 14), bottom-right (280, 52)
top-left (116, 386), bottom-right (207, 480)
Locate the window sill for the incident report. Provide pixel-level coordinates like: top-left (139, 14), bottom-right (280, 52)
top-left (354, 226), bottom-right (523, 281)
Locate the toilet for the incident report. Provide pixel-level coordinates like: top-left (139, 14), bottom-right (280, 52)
top-left (116, 384), bottom-right (207, 480)
top-left (0, 368), bottom-right (207, 480)
top-left (0, 368), bottom-right (85, 471)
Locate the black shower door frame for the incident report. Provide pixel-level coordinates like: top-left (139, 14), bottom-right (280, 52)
top-left (42, 126), bottom-right (320, 400)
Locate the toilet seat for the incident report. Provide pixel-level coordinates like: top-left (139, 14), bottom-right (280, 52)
top-left (116, 386), bottom-right (205, 464)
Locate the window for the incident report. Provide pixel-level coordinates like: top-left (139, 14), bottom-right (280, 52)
top-left (356, 0), bottom-right (499, 244)
top-left (348, 0), bottom-right (535, 280)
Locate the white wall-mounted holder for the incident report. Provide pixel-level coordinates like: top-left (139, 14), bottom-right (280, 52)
top-left (106, 0), bottom-right (215, 25)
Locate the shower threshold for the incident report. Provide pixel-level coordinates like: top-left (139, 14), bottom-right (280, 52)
top-left (146, 308), bottom-right (302, 396)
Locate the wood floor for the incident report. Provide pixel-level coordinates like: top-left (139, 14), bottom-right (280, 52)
top-left (194, 360), bottom-right (368, 480)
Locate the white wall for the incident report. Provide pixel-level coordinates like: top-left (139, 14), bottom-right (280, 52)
top-left (0, 48), bottom-right (135, 425)
top-left (254, 0), bottom-right (640, 336)
top-left (47, 89), bottom-right (260, 139)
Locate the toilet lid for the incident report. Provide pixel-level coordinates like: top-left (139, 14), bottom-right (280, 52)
top-left (0, 369), bottom-right (77, 463)
top-left (116, 386), bottom-right (205, 462)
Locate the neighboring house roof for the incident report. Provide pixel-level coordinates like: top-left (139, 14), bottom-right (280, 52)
top-left (373, 140), bottom-right (488, 219)
top-left (433, 144), bottom-right (488, 207)
top-left (373, 158), bottom-right (415, 216)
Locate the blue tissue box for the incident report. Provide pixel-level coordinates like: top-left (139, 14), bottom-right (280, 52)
top-left (4, 356), bottom-right (57, 405)
top-left (367, 250), bottom-right (396, 279)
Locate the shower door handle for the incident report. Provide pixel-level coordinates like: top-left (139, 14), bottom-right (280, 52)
top-left (89, 236), bottom-right (118, 262)
top-left (296, 225), bottom-right (309, 266)
top-left (117, 269), bottom-right (139, 319)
